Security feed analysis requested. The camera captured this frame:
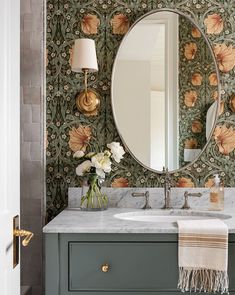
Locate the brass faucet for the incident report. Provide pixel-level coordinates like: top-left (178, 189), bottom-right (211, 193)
top-left (162, 167), bottom-right (172, 209)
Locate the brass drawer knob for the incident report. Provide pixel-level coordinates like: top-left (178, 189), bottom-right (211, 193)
top-left (101, 263), bottom-right (110, 273)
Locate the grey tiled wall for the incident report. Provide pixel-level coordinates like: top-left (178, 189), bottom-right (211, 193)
top-left (20, 0), bottom-right (44, 295)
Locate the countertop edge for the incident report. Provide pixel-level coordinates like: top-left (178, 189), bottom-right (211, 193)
top-left (43, 208), bottom-right (235, 234)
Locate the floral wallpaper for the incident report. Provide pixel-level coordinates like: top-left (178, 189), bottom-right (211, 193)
top-left (178, 16), bottom-right (217, 166)
top-left (46, 0), bottom-right (235, 221)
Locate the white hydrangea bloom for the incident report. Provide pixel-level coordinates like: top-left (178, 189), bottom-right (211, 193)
top-left (91, 152), bottom-right (111, 177)
top-left (107, 142), bottom-right (125, 163)
top-left (76, 160), bottom-right (92, 176)
top-left (73, 150), bottom-right (85, 159)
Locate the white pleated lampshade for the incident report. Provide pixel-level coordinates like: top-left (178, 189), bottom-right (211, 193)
top-left (71, 38), bottom-right (98, 73)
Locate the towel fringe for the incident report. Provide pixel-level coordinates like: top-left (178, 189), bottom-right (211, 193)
top-left (178, 267), bottom-right (229, 294)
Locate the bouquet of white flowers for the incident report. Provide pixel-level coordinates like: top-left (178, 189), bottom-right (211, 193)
top-left (74, 142), bottom-right (125, 210)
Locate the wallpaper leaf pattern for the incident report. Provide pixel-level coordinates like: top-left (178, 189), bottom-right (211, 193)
top-left (178, 15), bottom-right (216, 167)
top-left (46, 0), bottom-right (235, 221)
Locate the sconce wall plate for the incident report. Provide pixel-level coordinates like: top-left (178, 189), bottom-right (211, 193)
top-left (76, 89), bottom-right (100, 117)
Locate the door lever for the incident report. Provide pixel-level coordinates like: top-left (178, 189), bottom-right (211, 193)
top-left (14, 229), bottom-right (34, 246)
top-left (13, 215), bottom-right (34, 268)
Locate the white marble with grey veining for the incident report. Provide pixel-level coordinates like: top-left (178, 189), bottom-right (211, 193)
top-left (68, 187), bottom-right (235, 210)
top-left (43, 207), bottom-right (235, 234)
top-left (43, 187), bottom-right (235, 234)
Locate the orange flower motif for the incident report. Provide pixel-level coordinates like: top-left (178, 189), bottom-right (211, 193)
top-left (214, 125), bottom-right (235, 155)
top-left (191, 73), bottom-right (202, 86)
top-left (191, 27), bottom-right (201, 38)
top-left (184, 90), bottom-right (198, 107)
top-left (69, 125), bottom-right (92, 152)
top-left (110, 14), bottom-right (130, 35)
top-left (205, 178), bottom-right (214, 188)
top-left (209, 73), bottom-right (218, 86)
top-left (177, 177), bottom-right (195, 188)
top-left (185, 139), bottom-right (198, 149)
top-left (230, 95), bottom-right (235, 112)
top-left (184, 42), bottom-right (197, 60)
top-left (204, 14), bottom-right (223, 35)
top-left (192, 120), bottom-right (203, 133)
top-left (214, 43), bottom-right (235, 73)
top-left (212, 91), bottom-right (218, 101)
top-left (81, 14), bottom-right (100, 35)
top-left (111, 177), bottom-right (129, 188)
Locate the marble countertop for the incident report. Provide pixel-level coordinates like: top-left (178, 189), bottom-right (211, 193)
top-left (43, 207), bottom-right (235, 234)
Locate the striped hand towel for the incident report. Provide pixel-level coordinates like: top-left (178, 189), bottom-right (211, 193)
top-left (177, 219), bottom-right (229, 294)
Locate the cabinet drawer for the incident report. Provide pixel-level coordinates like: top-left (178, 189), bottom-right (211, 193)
top-left (68, 242), bottom-right (178, 291)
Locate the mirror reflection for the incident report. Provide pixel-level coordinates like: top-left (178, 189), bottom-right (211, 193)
top-left (112, 11), bottom-right (219, 172)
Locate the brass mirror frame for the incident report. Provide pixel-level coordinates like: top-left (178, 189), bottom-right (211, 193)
top-left (111, 8), bottom-right (221, 174)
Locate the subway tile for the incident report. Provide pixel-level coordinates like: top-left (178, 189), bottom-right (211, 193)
top-left (21, 216), bottom-right (42, 235)
top-left (21, 160), bottom-right (42, 181)
top-left (24, 11), bottom-right (42, 33)
top-left (30, 32), bottom-right (42, 51)
top-left (20, 0), bottom-right (43, 293)
top-left (21, 104), bottom-right (32, 123)
top-left (21, 86), bottom-right (24, 102)
top-left (23, 14), bottom-right (33, 32)
top-left (21, 142), bottom-right (31, 162)
top-left (30, 60), bottom-right (42, 87)
top-left (21, 32), bottom-right (31, 49)
top-left (20, 175), bottom-right (30, 199)
top-left (21, 235), bottom-right (42, 285)
top-left (31, 286), bottom-right (42, 295)
top-left (21, 49), bottom-right (33, 87)
top-left (20, 0), bottom-right (31, 14)
top-left (30, 143), bottom-right (41, 161)
top-left (20, 14), bottom-right (24, 33)
top-left (28, 179), bottom-right (44, 199)
top-left (21, 198), bottom-right (42, 216)
top-left (32, 105), bottom-right (41, 123)
top-left (30, 0), bottom-right (43, 14)
top-left (23, 87), bottom-right (41, 105)
top-left (21, 49), bottom-right (42, 87)
top-left (23, 123), bottom-right (40, 142)
top-left (21, 177), bottom-right (44, 201)
top-left (21, 285), bottom-right (32, 295)
top-left (23, 13), bottom-right (42, 33)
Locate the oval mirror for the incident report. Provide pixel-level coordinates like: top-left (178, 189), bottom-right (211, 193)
top-left (112, 10), bottom-right (220, 173)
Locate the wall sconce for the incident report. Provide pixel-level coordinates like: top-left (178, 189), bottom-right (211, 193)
top-left (71, 38), bottom-right (100, 116)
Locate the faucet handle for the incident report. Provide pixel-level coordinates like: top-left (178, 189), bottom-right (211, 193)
top-left (181, 191), bottom-right (202, 210)
top-left (132, 191), bottom-right (151, 210)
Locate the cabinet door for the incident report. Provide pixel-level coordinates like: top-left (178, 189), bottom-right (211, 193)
top-left (67, 242), bottom-right (178, 292)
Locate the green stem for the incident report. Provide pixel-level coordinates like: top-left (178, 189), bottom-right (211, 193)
top-left (94, 185), bottom-right (102, 208)
top-left (81, 173), bottom-right (108, 209)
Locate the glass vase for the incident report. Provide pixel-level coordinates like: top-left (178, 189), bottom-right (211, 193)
top-left (80, 173), bottom-right (108, 211)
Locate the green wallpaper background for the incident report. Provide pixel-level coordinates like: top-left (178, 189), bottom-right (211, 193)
top-left (178, 16), bottom-right (216, 166)
top-left (46, 0), bottom-right (235, 221)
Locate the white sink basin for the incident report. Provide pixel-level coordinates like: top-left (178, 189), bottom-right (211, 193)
top-left (114, 210), bottom-right (231, 223)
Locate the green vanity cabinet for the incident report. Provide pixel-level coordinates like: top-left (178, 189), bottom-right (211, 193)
top-left (45, 233), bottom-right (235, 295)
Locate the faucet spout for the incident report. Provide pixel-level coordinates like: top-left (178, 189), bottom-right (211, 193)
top-left (162, 167), bottom-right (172, 209)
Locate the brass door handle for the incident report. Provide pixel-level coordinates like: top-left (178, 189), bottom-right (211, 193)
top-left (14, 229), bottom-right (34, 246)
top-left (13, 215), bottom-right (34, 268)
top-left (101, 263), bottom-right (110, 273)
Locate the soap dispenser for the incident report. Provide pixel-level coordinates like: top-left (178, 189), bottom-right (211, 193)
top-left (209, 174), bottom-right (224, 211)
